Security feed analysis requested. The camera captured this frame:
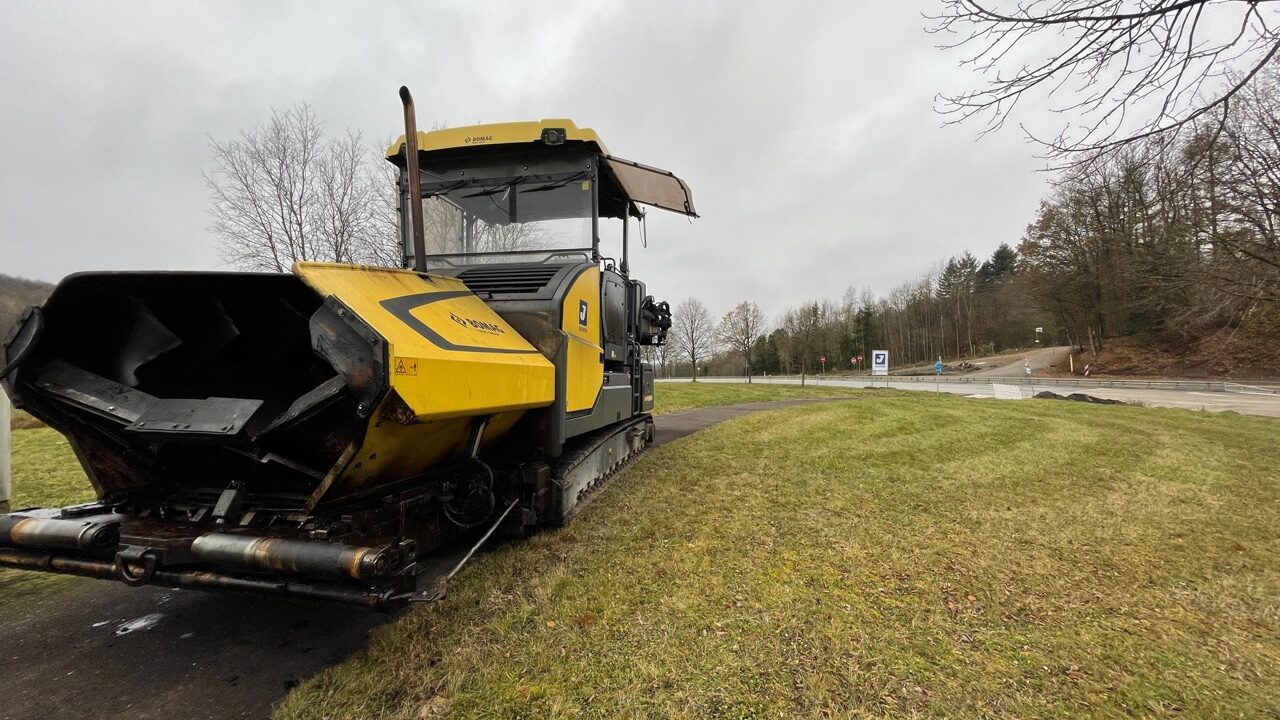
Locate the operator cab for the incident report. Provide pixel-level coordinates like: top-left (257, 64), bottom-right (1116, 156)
top-left (386, 118), bottom-right (695, 271)
top-left (386, 120), bottom-right (693, 437)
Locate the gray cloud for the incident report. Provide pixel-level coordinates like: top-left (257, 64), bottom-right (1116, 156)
top-left (0, 0), bottom-right (1050, 320)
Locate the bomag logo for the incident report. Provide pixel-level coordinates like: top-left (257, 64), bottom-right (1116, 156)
top-left (463, 135), bottom-right (493, 144)
top-left (449, 311), bottom-right (504, 335)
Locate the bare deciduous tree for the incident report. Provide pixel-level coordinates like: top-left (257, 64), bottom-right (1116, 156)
top-left (669, 298), bottom-right (715, 381)
top-left (368, 135), bottom-right (410, 268)
top-left (715, 301), bottom-right (767, 381)
top-left (476, 219), bottom-right (549, 253)
top-left (205, 103), bottom-right (399, 271)
top-left (316, 130), bottom-right (388, 264)
top-left (793, 302), bottom-right (826, 375)
top-left (655, 340), bottom-right (672, 378)
top-left (931, 0), bottom-right (1280, 156)
top-left (407, 164), bottom-right (551, 257)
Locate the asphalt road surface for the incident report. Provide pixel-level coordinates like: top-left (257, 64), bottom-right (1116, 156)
top-left (0, 398), bottom-right (842, 720)
top-left (1060, 386), bottom-right (1280, 416)
top-left (965, 346), bottom-right (1069, 377)
top-left (889, 346), bottom-right (1068, 377)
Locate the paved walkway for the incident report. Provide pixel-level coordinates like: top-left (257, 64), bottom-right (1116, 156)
top-left (0, 399), bottom-right (839, 720)
top-left (652, 398), bottom-right (844, 446)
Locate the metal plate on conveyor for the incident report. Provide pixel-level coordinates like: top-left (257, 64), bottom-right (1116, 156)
top-left (37, 360), bottom-right (156, 423)
top-left (126, 397), bottom-right (264, 436)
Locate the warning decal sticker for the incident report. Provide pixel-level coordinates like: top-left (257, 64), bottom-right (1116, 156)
top-left (394, 357), bottom-right (419, 376)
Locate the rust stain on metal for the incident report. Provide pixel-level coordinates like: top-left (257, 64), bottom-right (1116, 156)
top-left (304, 442), bottom-right (358, 512)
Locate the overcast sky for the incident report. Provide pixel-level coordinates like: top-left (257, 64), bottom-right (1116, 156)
top-left (0, 1), bottom-right (1051, 317)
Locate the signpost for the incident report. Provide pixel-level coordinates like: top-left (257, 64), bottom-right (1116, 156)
top-left (820, 356), bottom-right (826, 376)
top-left (934, 356), bottom-right (943, 394)
top-left (871, 350), bottom-right (888, 386)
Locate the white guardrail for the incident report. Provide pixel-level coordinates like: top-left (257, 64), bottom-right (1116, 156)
top-left (990, 383), bottom-right (1026, 400)
top-left (657, 374), bottom-right (1280, 393)
top-left (1224, 382), bottom-right (1280, 396)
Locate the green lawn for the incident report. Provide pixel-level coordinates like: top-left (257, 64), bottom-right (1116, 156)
top-left (9, 406), bottom-right (46, 431)
top-left (653, 381), bottom-right (866, 415)
top-left (1, 427), bottom-right (94, 611)
top-left (9, 427), bottom-right (92, 508)
top-left (275, 392), bottom-right (1280, 719)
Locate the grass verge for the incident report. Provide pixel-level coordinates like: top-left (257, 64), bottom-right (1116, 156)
top-left (653, 381), bottom-right (866, 415)
top-left (9, 427), bottom-right (92, 508)
top-left (9, 406), bottom-right (46, 430)
top-left (275, 393), bottom-right (1280, 719)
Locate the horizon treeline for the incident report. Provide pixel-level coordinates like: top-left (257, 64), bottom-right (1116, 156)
top-left (653, 243), bottom-right (1044, 379)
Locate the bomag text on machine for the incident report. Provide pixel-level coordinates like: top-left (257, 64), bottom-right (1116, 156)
top-left (0, 88), bottom-right (694, 608)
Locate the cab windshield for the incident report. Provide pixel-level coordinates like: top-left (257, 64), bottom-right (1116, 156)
top-left (418, 173), bottom-right (593, 258)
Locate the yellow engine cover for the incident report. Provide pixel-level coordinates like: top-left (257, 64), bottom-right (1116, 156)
top-left (562, 266), bottom-right (604, 413)
top-left (294, 263), bottom-right (555, 421)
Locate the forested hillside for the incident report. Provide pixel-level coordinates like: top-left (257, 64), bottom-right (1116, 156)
top-left (0, 274), bottom-right (53, 339)
top-left (1019, 68), bottom-right (1280, 360)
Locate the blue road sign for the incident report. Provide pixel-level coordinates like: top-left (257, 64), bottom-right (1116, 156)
top-left (871, 351), bottom-right (889, 376)
top-left (934, 359), bottom-right (943, 374)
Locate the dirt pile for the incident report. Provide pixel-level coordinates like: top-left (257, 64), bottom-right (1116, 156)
top-left (1034, 390), bottom-right (1122, 405)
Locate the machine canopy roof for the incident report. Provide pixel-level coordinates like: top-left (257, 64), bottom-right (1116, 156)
top-left (600, 155), bottom-right (697, 218)
top-left (386, 119), bottom-right (697, 218)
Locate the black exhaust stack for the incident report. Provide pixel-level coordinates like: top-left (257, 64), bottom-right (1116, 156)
top-left (399, 86), bottom-right (428, 273)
